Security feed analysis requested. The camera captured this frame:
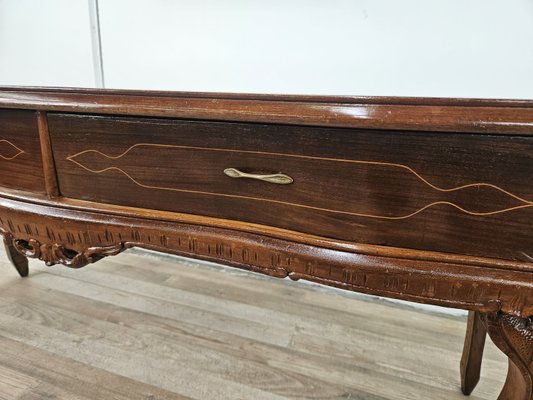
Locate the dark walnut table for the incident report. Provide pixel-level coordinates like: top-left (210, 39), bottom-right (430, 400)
top-left (0, 87), bottom-right (531, 399)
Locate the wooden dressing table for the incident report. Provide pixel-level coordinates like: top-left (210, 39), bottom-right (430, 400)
top-left (0, 87), bottom-right (531, 399)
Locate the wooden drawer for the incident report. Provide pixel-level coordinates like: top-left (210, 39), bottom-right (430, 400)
top-left (48, 113), bottom-right (533, 262)
top-left (0, 109), bottom-right (45, 192)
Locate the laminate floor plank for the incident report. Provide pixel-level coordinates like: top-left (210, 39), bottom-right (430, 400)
top-left (41, 258), bottom-right (466, 348)
top-left (104, 255), bottom-right (456, 322)
top-left (100, 256), bottom-right (487, 351)
top-left (24, 267), bottom-right (486, 391)
top-left (0, 295), bottom-right (374, 399)
top-left (0, 289), bottom-right (473, 400)
top-left (103, 253), bottom-right (483, 339)
top-left (0, 247), bottom-right (506, 399)
top-left (0, 335), bottom-right (191, 400)
top-left (4, 279), bottom-right (443, 399)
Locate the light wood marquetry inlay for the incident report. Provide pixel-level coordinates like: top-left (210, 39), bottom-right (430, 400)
top-left (67, 143), bottom-right (533, 220)
top-left (0, 139), bottom-right (24, 161)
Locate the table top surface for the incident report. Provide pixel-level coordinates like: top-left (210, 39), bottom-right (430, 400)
top-left (0, 86), bottom-right (533, 136)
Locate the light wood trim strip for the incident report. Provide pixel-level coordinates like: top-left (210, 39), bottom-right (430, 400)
top-left (37, 112), bottom-right (60, 197)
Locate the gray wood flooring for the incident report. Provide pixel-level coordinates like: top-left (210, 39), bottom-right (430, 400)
top-left (0, 246), bottom-right (506, 399)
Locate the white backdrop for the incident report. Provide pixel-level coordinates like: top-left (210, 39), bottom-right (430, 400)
top-left (1, 0), bottom-right (533, 98)
top-left (0, 0), bottom-right (95, 87)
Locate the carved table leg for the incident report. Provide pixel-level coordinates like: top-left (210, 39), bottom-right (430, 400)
top-left (484, 312), bottom-right (533, 400)
top-left (3, 235), bottom-right (28, 277)
top-left (461, 311), bottom-right (487, 395)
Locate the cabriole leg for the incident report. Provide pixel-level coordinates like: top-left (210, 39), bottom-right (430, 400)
top-left (484, 312), bottom-right (533, 400)
top-left (3, 235), bottom-right (28, 277)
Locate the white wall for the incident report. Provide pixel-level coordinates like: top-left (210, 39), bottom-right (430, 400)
top-left (1, 0), bottom-right (532, 98)
top-left (0, 0), bottom-right (96, 87)
top-left (98, 0), bottom-right (533, 98)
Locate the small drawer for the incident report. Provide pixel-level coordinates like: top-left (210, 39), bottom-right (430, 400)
top-left (0, 109), bottom-right (45, 193)
top-left (48, 113), bottom-right (533, 262)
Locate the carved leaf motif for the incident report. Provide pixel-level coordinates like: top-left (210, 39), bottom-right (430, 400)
top-left (484, 313), bottom-right (533, 398)
top-left (3, 234), bottom-right (125, 268)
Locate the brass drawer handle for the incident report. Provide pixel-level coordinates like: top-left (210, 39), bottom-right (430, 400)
top-left (223, 168), bottom-right (293, 185)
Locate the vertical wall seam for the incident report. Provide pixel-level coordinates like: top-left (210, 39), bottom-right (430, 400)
top-left (88, 0), bottom-right (105, 88)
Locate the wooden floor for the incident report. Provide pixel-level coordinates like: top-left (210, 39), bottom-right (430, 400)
top-left (0, 246), bottom-right (507, 400)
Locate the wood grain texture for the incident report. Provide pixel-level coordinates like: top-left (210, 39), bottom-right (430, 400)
top-left (36, 111), bottom-right (60, 197)
top-left (3, 233), bottom-right (28, 277)
top-left (0, 109), bottom-right (45, 193)
top-left (0, 245), bottom-right (508, 399)
top-left (0, 86), bottom-right (533, 134)
top-left (48, 113), bottom-right (533, 262)
top-left (0, 194), bottom-right (532, 318)
top-left (461, 311), bottom-right (487, 395)
top-left (2, 186), bottom-right (531, 273)
top-left (484, 313), bottom-right (533, 400)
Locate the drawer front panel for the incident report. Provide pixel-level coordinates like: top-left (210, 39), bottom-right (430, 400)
top-left (0, 109), bottom-right (45, 192)
top-left (48, 113), bottom-right (533, 261)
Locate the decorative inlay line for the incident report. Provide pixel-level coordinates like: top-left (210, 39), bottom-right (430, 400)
top-left (0, 139), bottom-right (24, 160)
top-left (67, 143), bottom-right (533, 220)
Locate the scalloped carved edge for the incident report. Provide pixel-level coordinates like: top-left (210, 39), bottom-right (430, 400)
top-left (1, 196), bottom-right (532, 316)
top-left (0, 228), bottom-right (125, 268)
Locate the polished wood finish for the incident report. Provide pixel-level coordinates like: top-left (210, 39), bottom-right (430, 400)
top-left (2, 234), bottom-right (28, 277)
top-left (0, 87), bottom-right (532, 399)
top-left (36, 111), bottom-right (60, 197)
top-left (484, 313), bottom-right (533, 400)
top-left (461, 311), bottom-right (487, 395)
top-left (0, 109), bottom-right (45, 193)
top-left (1, 86), bottom-right (533, 134)
top-left (0, 194), bottom-right (532, 316)
top-left (48, 113), bottom-right (533, 262)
